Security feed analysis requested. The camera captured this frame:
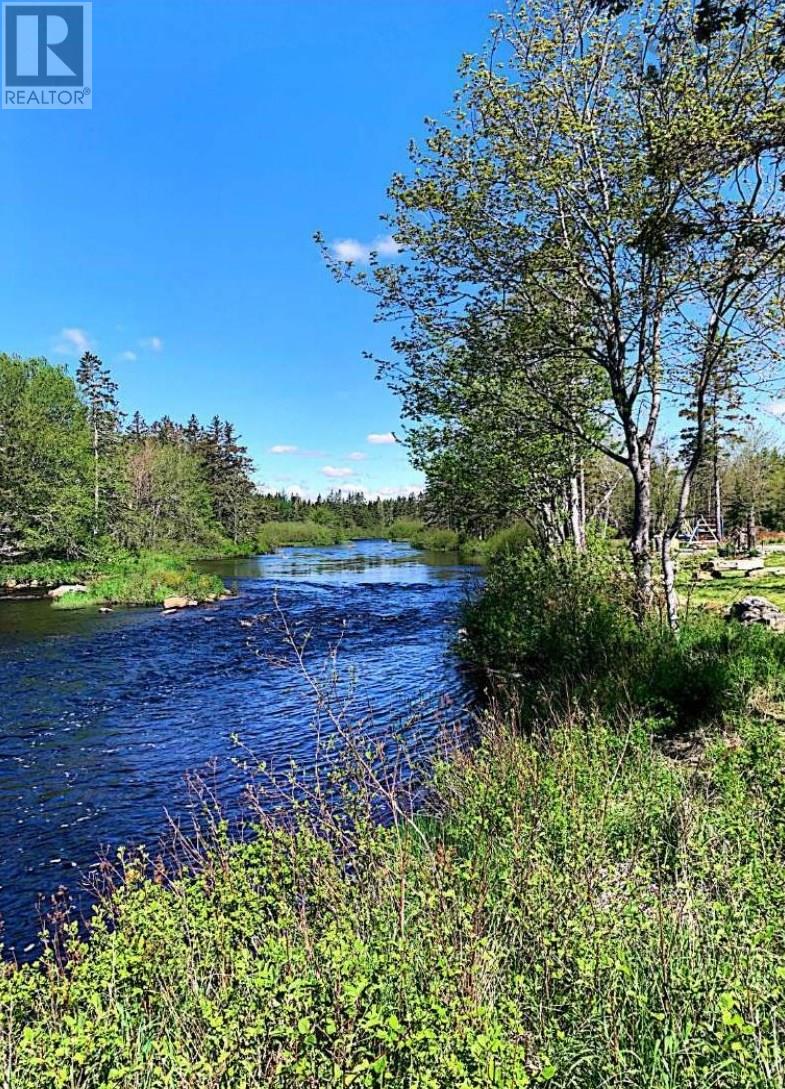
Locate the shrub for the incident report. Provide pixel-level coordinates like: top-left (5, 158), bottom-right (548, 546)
top-left (387, 518), bottom-right (425, 541)
top-left (410, 526), bottom-right (461, 552)
top-left (256, 521), bottom-right (345, 553)
top-left (463, 542), bottom-right (785, 728)
top-left (482, 522), bottom-right (536, 561)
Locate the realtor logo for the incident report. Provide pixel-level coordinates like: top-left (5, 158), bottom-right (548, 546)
top-left (3, 2), bottom-right (91, 108)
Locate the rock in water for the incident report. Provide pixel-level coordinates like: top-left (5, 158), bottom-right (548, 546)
top-left (726, 596), bottom-right (785, 631)
top-left (48, 584), bottom-right (88, 599)
top-left (162, 595), bottom-right (189, 610)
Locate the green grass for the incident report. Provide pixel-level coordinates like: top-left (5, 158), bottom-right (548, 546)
top-left (51, 552), bottom-right (226, 609)
top-left (677, 552), bottom-right (785, 612)
top-left (255, 521), bottom-right (347, 553)
top-left (6, 536), bottom-right (785, 1086)
top-left (1, 714), bottom-right (783, 1087)
top-left (0, 557), bottom-right (96, 589)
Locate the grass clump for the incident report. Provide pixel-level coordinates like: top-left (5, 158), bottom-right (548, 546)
top-left (256, 521), bottom-right (346, 553)
top-left (1, 715), bottom-right (784, 1087)
top-left (51, 552), bottom-right (225, 609)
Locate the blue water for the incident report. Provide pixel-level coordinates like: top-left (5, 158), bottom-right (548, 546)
top-left (0, 540), bottom-right (479, 955)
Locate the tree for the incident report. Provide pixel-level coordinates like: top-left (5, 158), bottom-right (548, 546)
top-left (118, 439), bottom-right (217, 551)
top-left (0, 354), bottom-right (92, 557)
top-left (76, 352), bottom-right (123, 538)
top-left (322, 0), bottom-right (785, 623)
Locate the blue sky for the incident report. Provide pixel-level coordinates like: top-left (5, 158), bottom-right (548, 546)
top-left (1, 0), bottom-right (493, 499)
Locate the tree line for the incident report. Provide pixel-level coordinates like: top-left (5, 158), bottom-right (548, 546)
top-left (0, 352), bottom-right (424, 562)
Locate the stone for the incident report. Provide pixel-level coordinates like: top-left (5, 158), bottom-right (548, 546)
top-left (709, 556), bottom-right (764, 574)
top-left (726, 596), bottom-right (785, 632)
top-left (48, 584), bottom-right (88, 599)
top-left (162, 595), bottom-right (189, 610)
top-left (98, 607), bottom-right (113, 614)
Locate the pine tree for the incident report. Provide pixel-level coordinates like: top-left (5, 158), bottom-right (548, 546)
top-left (76, 352), bottom-right (122, 538)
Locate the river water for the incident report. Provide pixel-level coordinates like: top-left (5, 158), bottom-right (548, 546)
top-left (0, 540), bottom-right (479, 955)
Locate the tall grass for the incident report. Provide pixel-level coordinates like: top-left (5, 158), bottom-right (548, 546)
top-left (51, 552), bottom-right (226, 609)
top-left (256, 521), bottom-right (346, 553)
top-left (1, 711), bottom-right (783, 1087)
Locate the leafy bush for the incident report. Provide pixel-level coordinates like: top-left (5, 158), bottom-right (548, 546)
top-left (482, 522), bottom-right (536, 561)
top-left (2, 716), bottom-right (784, 1087)
top-left (463, 542), bottom-right (785, 727)
top-left (410, 526), bottom-right (461, 552)
top-left (387, 518), bottom-right (425, 541)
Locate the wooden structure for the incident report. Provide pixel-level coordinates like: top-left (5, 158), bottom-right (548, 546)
top-left (680, 516), bottom-right (721, 547)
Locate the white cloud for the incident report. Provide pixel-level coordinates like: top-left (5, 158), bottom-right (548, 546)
top-left (335, 483), bottom-right (422, 500)
top-left (330, 234), bottom-right (401, 265)
top-left (367, 432), bottom-right (396, 445)
top-left (139, 336), bottom-right (163, 352)
top-left (376, 484), bottom-right (422, 498)
top-left (54, 327), bottom-right (92, 355)
top-left (765, 400), bottom-right (785, 418)
top-left (347, 451), bottom-right (367, 461)
top-left (118, 350), bottom-right (137, 362)
top-left (322, 465), bottom-right (355, 478)
top-left (269, 444), bottom-right (299, 454)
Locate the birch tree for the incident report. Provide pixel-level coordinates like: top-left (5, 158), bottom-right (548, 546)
top-left (323, 0), bottom-right (785, 623)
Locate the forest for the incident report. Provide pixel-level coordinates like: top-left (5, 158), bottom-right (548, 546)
top-left (0, 351), bottom-right (425, 602)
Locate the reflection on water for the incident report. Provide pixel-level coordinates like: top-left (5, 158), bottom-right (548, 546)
top-left (0, 540), bottom-right (479, 954)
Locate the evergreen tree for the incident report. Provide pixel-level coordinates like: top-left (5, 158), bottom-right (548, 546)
top-left (75, 352), bottom-right (123, 539)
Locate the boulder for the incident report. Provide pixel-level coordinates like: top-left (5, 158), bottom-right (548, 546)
top-left (48, 584), bottom-right (88, 599)
top-left (726, 596), bottom-right (785, 632)
top-left (709, 556), bottom-right (764, 574)
top-left (162, 595), bottom-right (189, 610)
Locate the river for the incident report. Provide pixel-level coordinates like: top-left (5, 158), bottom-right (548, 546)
top-left (0, 540), bottom-right (479, 956)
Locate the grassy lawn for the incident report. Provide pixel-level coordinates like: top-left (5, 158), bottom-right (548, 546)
top-left (678, 550), bottom-right (785, 612)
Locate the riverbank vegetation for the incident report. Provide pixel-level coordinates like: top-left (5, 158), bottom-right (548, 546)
top-left (2, 542), bottom-right (785, 1084)
top-left (50, 553), bottom-right (227, 611)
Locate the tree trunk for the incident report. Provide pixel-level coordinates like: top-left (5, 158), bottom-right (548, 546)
top-left (569, 473), bottom-right (585, 552)
top-left (629, 464), bottom-right (653, 620)
top-left (660, 532), bottom-right (679, 632)
top-left (93, 421), bottom-right (99, 537)
top-left (713, 450), bottom-right (723, 540)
